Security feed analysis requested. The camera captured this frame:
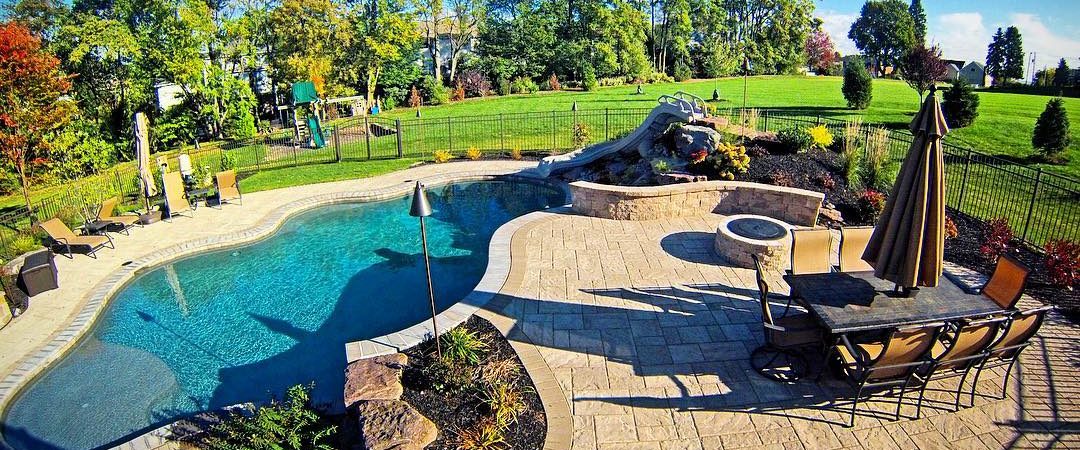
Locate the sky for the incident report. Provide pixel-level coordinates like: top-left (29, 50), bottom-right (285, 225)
top-left (816, 0), bottom-right (1080, 77)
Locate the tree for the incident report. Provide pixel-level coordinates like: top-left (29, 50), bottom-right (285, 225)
top-left (1053, 58), bottom-right (1070, 88)
top-left (848, 0), bottom-right (916, 76)
top-left (899, 44), bottom-right (947, 101)
top-left (347, 0), bottom-right (420, 105)
top-left (805, 28), bottom-right (839, 74)
top-left (416, 0), bottom-right (445, 83)
top-left (1002, 26), bottom-right (1024, 82)
top-left (269, 0), bottom-right (349, 96)
top-left (446, 0), bottom-right (483, 82)
top-left (716, 0), bottom-right (817, 75)
top-left (0, 21), bottom-right (77, 216)
top-left (942, 78), bottom-right (979, 128)
top-left (908, 0), bottom-right (926, 44)
top-left (842, 57), bottom-right (873, 109)
top-left (985, 28), bottom-right (1004, 84)
top-left (1032, 98), bottom-right (1071, 160)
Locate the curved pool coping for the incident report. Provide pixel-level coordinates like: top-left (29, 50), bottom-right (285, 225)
top-left (0, 170), bottom-right (570, 450)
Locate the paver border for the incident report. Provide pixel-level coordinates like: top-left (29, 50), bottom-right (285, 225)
top-left (0, 169), bottom-right (569, 450)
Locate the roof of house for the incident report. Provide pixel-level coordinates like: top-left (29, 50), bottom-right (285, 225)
top-left (963, 61), bottom-right (986, 70)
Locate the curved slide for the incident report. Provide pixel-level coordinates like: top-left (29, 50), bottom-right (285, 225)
top-left (533, 92), bottom-right (708, 177)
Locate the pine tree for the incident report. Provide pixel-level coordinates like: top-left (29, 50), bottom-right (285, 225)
top-left (1032, 98), bottom-right (1071, 159)
top-left (986, 28), bottom-right (1004, 84)
top-left (942, 78), bottom-right (979, 128)
top-left (1053, 58), bottom-right (1070, 88)
top-left (909, 0), bottom-right (927, 44)
top-left (1002, 26), bottom-right (1024, 82)
top-left (843, 57), bottom-right (873, 109)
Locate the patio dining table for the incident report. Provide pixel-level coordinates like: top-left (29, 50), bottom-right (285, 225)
top-left (784, 271), bottom-right (1006, 334)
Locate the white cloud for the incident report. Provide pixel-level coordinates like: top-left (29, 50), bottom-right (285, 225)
top-left (817, 11), bottom-right (859, 56)
top-left (930, 12), bottom-right (989, 64)
top-left (1009, 13), bottom-right (1080, 73)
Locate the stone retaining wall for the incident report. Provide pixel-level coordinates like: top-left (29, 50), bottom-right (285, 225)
top-left (569, 180), bottom-right (824, 226)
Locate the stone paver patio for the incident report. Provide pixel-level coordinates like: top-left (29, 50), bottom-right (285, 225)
top-left (485, 211), bottom-right (1079, 450)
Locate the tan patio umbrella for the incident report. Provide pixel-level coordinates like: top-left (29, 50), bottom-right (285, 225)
top-left (134, 112), bottom-right (158, 199)
top-left (862, 89), bottom-right (948, 290)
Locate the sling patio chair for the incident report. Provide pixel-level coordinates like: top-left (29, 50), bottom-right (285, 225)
top-left (162, 171), bottom-right (193, 220)
top-left (838, 226), bottom-right (875, 273)
top-left (832, 322), bottom-right (945, 427)
top-left (980, 254), bottom-right (1032, 310)
top-left (968, 304), bottom-right (1054, 405)
top-left (912, 315), bottom-right (1008, 416)
top-left (95, 197), bottom-right (141, 235)
top-left (789, 228), bottom-right (834, 275)
top-left (214, 170), bottom-right (242, 206)
top-left (750, 254), bottom-right (824, 382)
top-left (38, 218), bottom-right (114, 259)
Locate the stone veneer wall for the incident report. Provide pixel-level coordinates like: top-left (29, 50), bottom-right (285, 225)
top-left (569, 180), bottom-right (825, 226)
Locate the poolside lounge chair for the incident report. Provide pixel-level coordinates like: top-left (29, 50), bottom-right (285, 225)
top-left (162, 171), bottom-right (193, 219)
top-left (95, 197), bottom-right (141, 235)
top-left (214, 170), bottom-right (242, 206)
top-left (838, 226), bottom-right (875, 273)
top-left (789, 228), bottom-right (833, 275)
top-left (832, 322), bottom-right (944, 427)
top-left (38, 218), bottom-right (114, 259)
top-left (981, 254), bottom-right (1031, 310)
top-left (750, 254), bottom-right (823, 382)
top-left (968, 305), bottom-right (1053, 404)
top-left (913, 316), bottom-right (1007, 415)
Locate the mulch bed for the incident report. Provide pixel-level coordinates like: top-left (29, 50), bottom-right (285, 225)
top-left (735, 148), bottom-right (870, 227)
top-left (400, 316), bottom-right (547, 450)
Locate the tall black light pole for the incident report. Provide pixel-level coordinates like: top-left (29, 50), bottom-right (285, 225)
top-left (409, 181), bottom-right (441, 358)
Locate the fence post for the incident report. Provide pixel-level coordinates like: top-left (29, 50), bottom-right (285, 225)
top-left (447, 117), bottom-right (453, 154)
top-left (957, 148), bottom-right (973, 208)
top-left (499, 113), bottom-right (505, 152)
top-left (1021, 169), bottom-right (1043, 244)
top-left (364, 116), bottom-right (372, 160)
top-left (395, 119), bottom-right (404, 158)
top-left (605, 109), bottom-right (610, 140)
top-left (763, 110), bottom-right (769, 132)
top-left (333, 125), bottom-right (342, 162)
top-left (551, 111), bottom-right (557, 152)
top-left (816, 114), bottom-right (822, 125)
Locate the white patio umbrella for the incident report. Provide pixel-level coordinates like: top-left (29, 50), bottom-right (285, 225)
top-left (134, 112), bottom-right (158, 200)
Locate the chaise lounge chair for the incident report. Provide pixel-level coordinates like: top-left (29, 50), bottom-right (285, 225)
top-left (214, 170), bottom-right (242, 206)
top-left (162, 171), bottom-right (193, 219)
top-left (38, 218), bottom-right (114, 259)
top-left (95, 197), bottom-right (141, 235)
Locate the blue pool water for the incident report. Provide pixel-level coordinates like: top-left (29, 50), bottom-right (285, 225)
top-left (1, 180), bottom-right (564, 450)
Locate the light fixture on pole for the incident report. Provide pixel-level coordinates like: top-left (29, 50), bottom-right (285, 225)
top-left (409, 181), bottom-right (441, 358)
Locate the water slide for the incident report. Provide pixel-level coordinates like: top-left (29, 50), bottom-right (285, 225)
top-left (533, 92), bottom-right (708, 177)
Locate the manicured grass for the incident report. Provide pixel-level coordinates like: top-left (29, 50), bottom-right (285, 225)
top-left (380, 76), bottom-right (1080, 178)
top-left (238, 158), bottom-right (424, 193)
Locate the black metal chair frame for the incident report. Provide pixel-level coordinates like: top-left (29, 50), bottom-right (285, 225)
top-left (911, 316), bottom-right (1008, 417)
top-left (47, 234), bottom-right (115, 259)
top-left (967, 305), bottom-right (1053, 406)
top-left (750, 254), bottom-right (823, 383)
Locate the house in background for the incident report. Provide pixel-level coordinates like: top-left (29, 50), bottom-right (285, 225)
top-left (417, 21), bottom-right (478, 80)
top-left (960, 61), bottom-right (989, 87)
top-left (943, 59), bottom-right (965, 82)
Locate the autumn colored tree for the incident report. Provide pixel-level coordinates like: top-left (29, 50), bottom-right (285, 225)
top-left (0, 21), bottom-right (76, 217)
top-left (899, 44), bottom-right (947, 101)
top-left (805, 29), bottom-right (839, 75)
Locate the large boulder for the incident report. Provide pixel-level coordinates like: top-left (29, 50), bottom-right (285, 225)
top-left (670, 124), bottom-right (723, 159)
top-left (344, 353), bottom-right (407, 408)
top-left (355, 400), bottom-right (437, 450)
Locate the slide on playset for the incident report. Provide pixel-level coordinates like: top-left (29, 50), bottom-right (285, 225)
top-left (532, 91), bottom-right (708, 177)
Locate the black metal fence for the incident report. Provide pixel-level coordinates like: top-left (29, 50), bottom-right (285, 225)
top-left (1, 107), bottom-right (1077, 258)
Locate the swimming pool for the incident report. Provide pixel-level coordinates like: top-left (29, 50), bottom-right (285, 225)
top-left (1, 179), bottom-right (565, 450)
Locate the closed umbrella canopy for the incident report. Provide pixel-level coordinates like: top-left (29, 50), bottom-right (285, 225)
top-left (134, 112), bottom-right (158, 198)
top-left (862, 91), bottom-right (948, 289)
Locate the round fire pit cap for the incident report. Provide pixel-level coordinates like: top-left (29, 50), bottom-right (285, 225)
top-left (719, 214), bottom-right (792, 243)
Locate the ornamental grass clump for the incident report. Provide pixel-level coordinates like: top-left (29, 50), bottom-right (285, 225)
top-left (862, 127), bottom-right (894, 191)
top-left (840, 117), bottom-right (863, 187)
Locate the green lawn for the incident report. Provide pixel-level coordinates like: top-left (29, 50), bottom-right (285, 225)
top-left (378, 76), bottom-right (1080, 178)
top-left (239, 158), bottom-right (424, 193)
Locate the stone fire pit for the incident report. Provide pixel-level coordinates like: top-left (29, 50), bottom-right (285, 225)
top-left (715, 214), bottom-right (794, 269)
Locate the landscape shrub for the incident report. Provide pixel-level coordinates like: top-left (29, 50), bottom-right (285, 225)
top-left (203, 384), bottom-right (338, 450)
top-left (47, 121), bottom-right (117, 180)
top-left (495, 77), bottom-right (511, 96)
top-left (673, 60), bottom-right (693, 82)
top-left (466, 147), bottom-right (482, 160)
top-left (153, 103), bottom-right (199, 151)
top-left (839, 118), bottom-right (863, 187)
top-left (7, 234), bottom-right (41, 257)
top-left (441, 327), bottom-right (489, 365)
top-left (425, 356), bottom-right (477, 394)
top-left (707, 142), bottom-right (750, 180)
top-left (510, 77), bottom-right (539, 94)
top-left (481, 382), bottom-right (527, 427)
top-left (542, 73), bottom-right (561, 91)
top-left (433, 150), bottom-right (453, 163)
top-left (640, 71), bottom-right (673, 84)
top-left (572, 122), bottom-right (591, 148)
top-left (813, 172), bottom-right (836, 190)
top-left (808, 124), bottom-right (834, 150)
top-left (1032, 97), bottom-right (1071, 161)
top-left (409, 86), bottom-right (423, 107)
top-left (768, 170), bottom-right (795, 187)
top-left (455, 419), bottom-right (507, 450)
top-left (220, 151), bottom-right (236, 171)
top-left (855, 189), bottom-right (887, 223)
top-left (651, 159), bottom-right (670, 173)
top-left (777, 126), bottom-right (811, 153)
top-left (460, 70), bottom-right (492, 97)
top-left (420, 76), bottom-right (451, 105)
top-left (944, 216), bottom-right (959, 239)
top-left (598, 77), bottom-right (625, 87)
top-left (582, 66), bottom-right (599, 92)
top-left (509, 148), bottom-right (523, 160)
top-left (842, 57), bottom-right (873, 109)
top-left (1043, 239), bottom-right (1080, 289)
top-left (942, 78), bottom-right (979, 128)
top-left (979, 217), bottom-right (1014, 259)
top-left (451, 81), bottom-right (466, 102)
